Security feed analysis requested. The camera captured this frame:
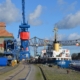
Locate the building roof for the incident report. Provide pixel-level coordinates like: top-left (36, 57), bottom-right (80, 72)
top-left (0, 29), bottom-right (13, 38)
top-left (0, 22), bottom-right (6, 27)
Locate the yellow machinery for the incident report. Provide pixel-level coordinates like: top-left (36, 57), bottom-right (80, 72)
top-left (11, 60), bottom-right (17, 67)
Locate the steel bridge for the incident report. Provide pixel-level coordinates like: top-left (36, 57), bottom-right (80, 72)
top-left (17, 36), bottom-right (80, 56)
top-left (17, 36), bottom-right (80, 48)
top-left (29, 37), bottom-right (80, 46)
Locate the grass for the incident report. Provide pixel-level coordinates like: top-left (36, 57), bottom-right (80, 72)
top-left (35, 65), bottom-right (44, 80)
top-left (39, 64), bottom-right (80, 80)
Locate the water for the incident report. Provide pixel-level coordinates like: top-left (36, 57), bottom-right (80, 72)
top-left (71, 60), bottom-right (80, 65)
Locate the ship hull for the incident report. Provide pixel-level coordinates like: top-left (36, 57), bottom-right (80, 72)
top-left (47, 58), bottom-right (71, 68)
top-left (56, 60), bottom-right (71, 68)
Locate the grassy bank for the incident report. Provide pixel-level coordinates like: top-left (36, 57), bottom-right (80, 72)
top-left (35, 65), bottom-right (44, 80)
top-left (39, 64), bottom-right (80, 80)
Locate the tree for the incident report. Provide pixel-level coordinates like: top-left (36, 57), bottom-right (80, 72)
top-left (77, 53), bottom-right (80, 60)
top-left (71, 53), bottom-right (78, 60)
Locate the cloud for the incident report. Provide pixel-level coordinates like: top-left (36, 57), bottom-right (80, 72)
top-left (68, 33), bottom-right (80, 40)
top-left (0, 0), bottom-right (21, 24)
top-left (58, 33), bottom-right (80, 41)
top-left (57, 34), bottom-right (66, 40)
top-left (28, 5), bottom-right (43, 26)
top-left (55, 11), bottom-right (80, 29)
top-left (56, 0), bottom-right (77, 14)
top-left (57, 0), bottom-right (65, 5)
top-left (49, 34), bottom-right (66, 41)
top-left (51, 33), bottom-right (80, 41)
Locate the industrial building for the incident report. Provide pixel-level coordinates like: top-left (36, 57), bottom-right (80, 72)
top-left (0, 22), bottom-right (14, 53)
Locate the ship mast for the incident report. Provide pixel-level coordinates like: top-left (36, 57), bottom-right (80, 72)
top-left (53, 26), bottom-right (58, 42)
top-left (53, 26), bottom-right (59, 52)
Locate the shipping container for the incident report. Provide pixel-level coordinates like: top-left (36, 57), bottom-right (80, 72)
top-left (0, 57), bottom-right (8, 66)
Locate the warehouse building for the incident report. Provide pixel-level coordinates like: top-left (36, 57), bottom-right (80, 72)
top-left (0, 22), bottom-right (14, 53)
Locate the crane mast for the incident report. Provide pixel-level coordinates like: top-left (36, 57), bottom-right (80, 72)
top-left (22, 0), bottom-right (25, 24)
top-left (18, 0), bottom-right (30, 60)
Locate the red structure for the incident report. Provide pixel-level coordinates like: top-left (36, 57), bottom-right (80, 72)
top-left (20, 32), bottom-right (30, 40)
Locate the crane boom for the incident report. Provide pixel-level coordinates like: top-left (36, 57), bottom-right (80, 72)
top-left (22, 0), bottom-right (25, 24)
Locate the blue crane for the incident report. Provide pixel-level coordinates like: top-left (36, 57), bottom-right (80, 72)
top-left (18, 0), bottom-right (30, 60)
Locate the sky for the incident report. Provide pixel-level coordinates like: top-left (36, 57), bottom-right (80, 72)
top-left (0, 0), bottom-right (80, 55)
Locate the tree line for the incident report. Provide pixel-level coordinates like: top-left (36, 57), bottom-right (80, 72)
top-left (71, 53), bottom-right (80, 60)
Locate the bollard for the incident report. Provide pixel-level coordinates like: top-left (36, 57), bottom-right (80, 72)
top-left (67, 70), bottom-right (70, 74)
top-left (57, 66), bottom-right (60, 69)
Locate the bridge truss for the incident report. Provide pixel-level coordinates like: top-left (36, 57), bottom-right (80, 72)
top-left (17, 36), bottom-right (80, 57)
top-left (29, 37), bottom-right (80, 46)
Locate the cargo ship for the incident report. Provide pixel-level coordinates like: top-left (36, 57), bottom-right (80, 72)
top-left (41, 27), bottom-right (72, 68)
